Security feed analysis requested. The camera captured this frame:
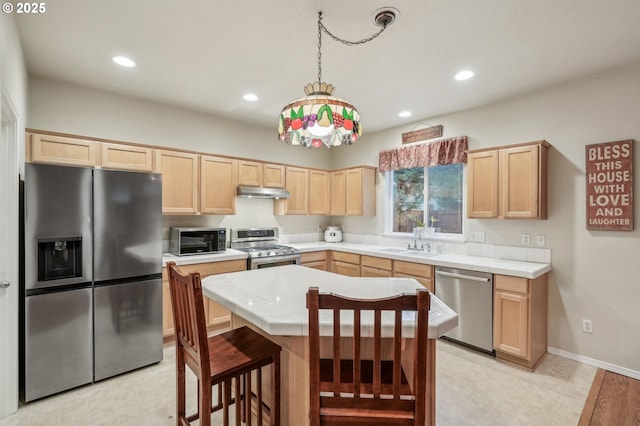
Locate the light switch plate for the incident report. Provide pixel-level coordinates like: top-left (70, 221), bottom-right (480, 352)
top-left (521, 233), bottom-right (531, 245)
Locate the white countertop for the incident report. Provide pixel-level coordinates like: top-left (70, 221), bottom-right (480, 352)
top-left (201, 265), bottom-right (458, 339)
top-left (162, 241), bottom-right (550, 279)
top-left (289, 242), bottom-right (551, 279)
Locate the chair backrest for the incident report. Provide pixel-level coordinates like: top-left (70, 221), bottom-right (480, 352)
top-left (166, 261), bottom-right (211, 379)
top-left (307, 286), bottom-right (430, 425)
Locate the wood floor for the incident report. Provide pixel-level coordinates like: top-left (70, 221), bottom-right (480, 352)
top-left (579, 369), bottom-right (640, 425)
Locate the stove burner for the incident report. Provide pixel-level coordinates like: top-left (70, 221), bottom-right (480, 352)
top-left (238, 244), bottom-right (299, 258)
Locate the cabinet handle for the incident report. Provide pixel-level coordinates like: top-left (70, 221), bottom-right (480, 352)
top-left (435, 271), bottom-right (490, 282)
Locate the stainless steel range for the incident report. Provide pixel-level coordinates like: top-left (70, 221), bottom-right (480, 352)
top-left (230, 227), bottom-right (301, 269)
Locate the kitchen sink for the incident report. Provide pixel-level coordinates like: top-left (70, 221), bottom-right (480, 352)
top-left (377, 247), bottom-right (439, 258)
top-left (378, 247), bottom-right (408, 253)
top-left (401, 250), bottom-right (439, 258)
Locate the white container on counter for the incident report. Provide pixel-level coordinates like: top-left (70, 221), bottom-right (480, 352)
top-left (324, 226), bottom-right (342, 242)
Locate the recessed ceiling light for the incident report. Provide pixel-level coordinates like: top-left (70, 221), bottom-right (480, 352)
top-left (454, 70), bottom-right (474, 81)
top-left (243, 93), bottom-right (259, 102)
top-left (398, 111), bottom-right (412, 118)
top-left (112, 56), bottom-right (136, 67)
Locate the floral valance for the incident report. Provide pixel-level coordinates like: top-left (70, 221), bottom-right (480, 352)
top-left (378, 136), bottom-right (468, 172)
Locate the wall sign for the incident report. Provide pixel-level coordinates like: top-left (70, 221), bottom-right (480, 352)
top-left (586, 139), bottom-right (634, 230)
top-left (401, 125), bottom-right (443, 144)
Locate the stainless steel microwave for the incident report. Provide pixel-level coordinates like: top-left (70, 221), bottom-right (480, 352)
top-left (169, 227), bottom-right (226, 256)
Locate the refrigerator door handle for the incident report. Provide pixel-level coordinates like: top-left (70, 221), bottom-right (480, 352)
top-left (0, 280), bottom-right (10, 288)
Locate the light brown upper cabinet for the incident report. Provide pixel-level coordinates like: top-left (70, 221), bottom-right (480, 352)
top-left (200, 155), bottom-right (237, 215)
top-left (345, 167), bottom-right (376, 216)
top-left (262, 163), bottom-right (286, 188)
top-left (274, 166), bottom-right (309, 215)
top-left (101, 142), bottom-right (154, 172)
top-left (467, 140), bottom-right (549, 219)
top-left (308, 169), bottom-right (330, 215)
top-left (330, 170), bottom-right (346, 216)
top-left (238, 160), bottom-right (286, 189)
top-left (154, 150), bottom-right (199, 214)
top-left (330, 167), bottom-right (376, 216)
top-left (237, 159), bottom-right (262, 187)
top-left (28, 133), bottom-right (99, 167)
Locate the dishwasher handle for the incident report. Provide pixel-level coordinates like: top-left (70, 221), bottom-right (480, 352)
top-left (435, 270), bottom-right (491, 283)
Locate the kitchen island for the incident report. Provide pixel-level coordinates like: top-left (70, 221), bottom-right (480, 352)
top-left (201, 264), bottom-right (458, 426)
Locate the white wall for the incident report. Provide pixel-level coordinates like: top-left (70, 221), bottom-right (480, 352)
top-left (0, 14), bottom-right (27, 167)
top-left (333, 64), bottom-right (640, 375)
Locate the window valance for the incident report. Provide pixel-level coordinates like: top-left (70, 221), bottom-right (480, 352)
top-left (378, 136), bottom-right (468, 172)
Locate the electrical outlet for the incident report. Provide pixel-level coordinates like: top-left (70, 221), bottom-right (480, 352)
top-left (317, 225), bottom-right (323, 232)
top-left (470, 232), bottom-right (485, 242)
top-left (521, 233), bottom-right (531, 246)
top-left (582, 319), bottom-right (593, 333)
top-left (536, 234), bottom-right (546, 246)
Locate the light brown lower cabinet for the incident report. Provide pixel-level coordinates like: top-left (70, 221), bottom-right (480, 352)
top-left (493, 273), bottom-right (548, 369)
top-left (300, 251), bottom-right (328, 270)
top-left (330, 251), bottom-right (361, 277)
top-left (360, 255), bottom-right (392, 277)
top-left (393, 260), bottom-right (434, 292)
top-left (162, 259), bottom-right (246, 340)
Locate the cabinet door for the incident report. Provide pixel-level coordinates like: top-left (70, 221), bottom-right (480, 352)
top-left (467, 150), bottom-right (499, 218)
top-left (263, 163), bottom-right (286, 188)
top-left (29, 133), bottom-right (99, 167)
top-left (309, 169), bottom-right (330, 215)
top-left (332, 261), bottom-right (360, 277)
top-left (162, 279), bottom-right (174, 338)
top-left (101, 143), bottom-right (154, 172)
top-left (301, 251), bottom-right (327, 270)
top-left (155, 150), bottom-right (199, 214)
top-left (200, 155), bottom-right (237, 215)
top-left (281, 167), bottom-right (309, 214)
top-left (345, 168), bottom-right (364, 215)
top-left (330, 170), bottom-right (346, 216)
top-left (500, 145), bottom-right (540, 219)
top-left (238, 160), bottom-right (262, 187)
top-left (361, 266), bottom-right (392, 277)
top-left (494, 291), bottom-right (529, 357)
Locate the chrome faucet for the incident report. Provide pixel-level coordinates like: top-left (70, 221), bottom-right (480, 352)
top-left (407, 234), bottom-right (425, 251)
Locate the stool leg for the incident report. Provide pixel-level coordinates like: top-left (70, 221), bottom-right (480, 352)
top-left (246, 373), bottom-right (252, 426)
top-left (199, 379), bottom-right (212, 426)
top-left (222, 379), bottom-right (231, 426)
top-left (235, 376), bottom-right (241, 426)
top-left (257, 368), bottom-right (263, 426)
top-left (176, 351), bottom-right (186, 426)
top-left (272, 353), bottom-right (281, 426)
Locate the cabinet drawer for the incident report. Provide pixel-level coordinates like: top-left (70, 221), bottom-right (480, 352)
top-left (332, 251), bottom-right (360, 265)
top-left (168, 260), bottom-right (246, 278)
top-left (301, 251), bottom-right (327, 263)
top-left (360, 255), bottom-right (392, 271)
top-left (393, 260), bottom-right (433, 278)
top-left (495, 275), bottom-right (529, 294)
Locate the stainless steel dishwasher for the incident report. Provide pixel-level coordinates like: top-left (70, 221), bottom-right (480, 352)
top-left (435, 266), bottom-right (494, 354)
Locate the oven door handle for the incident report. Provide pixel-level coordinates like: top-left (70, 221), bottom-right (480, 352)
top-left (250, 254), bottom-right (301, 267)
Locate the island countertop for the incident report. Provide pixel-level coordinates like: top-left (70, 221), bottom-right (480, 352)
top-left (200, 264), bottom-right (458, 339)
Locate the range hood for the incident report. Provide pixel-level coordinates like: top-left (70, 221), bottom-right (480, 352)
top-left (236, 186), bottom-right (290, 199)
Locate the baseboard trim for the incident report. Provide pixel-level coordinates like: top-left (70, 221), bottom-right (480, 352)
top-left (548, 346), bottom-right (640, 380)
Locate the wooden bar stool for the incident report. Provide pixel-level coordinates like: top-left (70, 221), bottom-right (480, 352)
top-left (307, 286), bottom-right (431, 426)
top-left (167, 261), bottom-right (281, 426)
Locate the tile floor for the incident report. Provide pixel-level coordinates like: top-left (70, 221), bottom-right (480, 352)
top-left (0, 340), bottom-right (596, 426)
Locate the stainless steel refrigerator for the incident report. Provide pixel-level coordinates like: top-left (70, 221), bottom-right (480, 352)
top-left (23, 163), bottom-right (163, 401)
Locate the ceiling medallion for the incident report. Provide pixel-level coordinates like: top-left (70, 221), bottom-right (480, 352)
top-left (278, 10), bottom-right (397, 148)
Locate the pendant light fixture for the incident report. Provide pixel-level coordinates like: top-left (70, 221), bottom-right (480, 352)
top-left (278, 9), bottom-right (397, 148)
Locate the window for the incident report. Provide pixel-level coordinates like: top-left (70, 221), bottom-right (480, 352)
top-left (388, 163), bottom-right (463, 234)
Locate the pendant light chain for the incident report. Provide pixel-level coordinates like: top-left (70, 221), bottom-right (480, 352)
top-left (316, 11), bottom-right (389, 85)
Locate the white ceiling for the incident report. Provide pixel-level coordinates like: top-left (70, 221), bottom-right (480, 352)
top-left (15, 0), bottom-right (640, 133)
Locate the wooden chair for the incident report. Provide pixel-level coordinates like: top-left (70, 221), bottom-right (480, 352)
top-left (166, 261), bottom-right (281, 426)
top-left (307, 286), bottom-right (430, 426)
